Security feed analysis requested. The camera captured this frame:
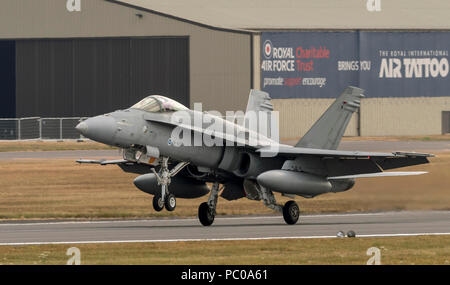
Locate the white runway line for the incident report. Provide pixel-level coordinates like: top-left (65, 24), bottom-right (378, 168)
top-left (0, 216), bottom-right (275, 227)
top-left (1, 232), bottom-right (450, 246)
top-left (0, 211), bottom-right (407, 227)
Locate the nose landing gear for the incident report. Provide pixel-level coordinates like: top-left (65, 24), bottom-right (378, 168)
top-left (151, 157), bottom-right (189, 212)
top-left (165, 193), bottom-right (176, 211)
top-left (152, 194), bottom-right (164, 212)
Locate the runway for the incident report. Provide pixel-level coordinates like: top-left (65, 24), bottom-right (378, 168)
top-left (1, 211), bottom-right (449, 245)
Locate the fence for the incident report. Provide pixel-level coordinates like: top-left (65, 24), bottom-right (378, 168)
top-left (0, 117), bottom-right (86, 140)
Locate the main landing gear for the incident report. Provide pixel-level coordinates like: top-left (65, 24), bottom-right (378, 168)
top-left (259, 186), bottom-right (300, 225)
top-left (196, 182), bottom-right (300, 226)
top-left (282, 200), bottom-right (300, 225)
top-left (198, 182), bottom-right (220, 226)
top-left (151, 157), bottom-right (189, 212)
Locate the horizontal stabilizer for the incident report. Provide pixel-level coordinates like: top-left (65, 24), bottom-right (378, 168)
top-left (328, 171), bottom-right (427, 180)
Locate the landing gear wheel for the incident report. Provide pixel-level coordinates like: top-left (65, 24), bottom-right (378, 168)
top-left (198, 202), bottom-right (215, 226)
top-left (152, 195), bottom-right (164, 212)
top-left (165, 194), bottom-right (176, 211)
top-left (282, 201), bottom-right (299, 225)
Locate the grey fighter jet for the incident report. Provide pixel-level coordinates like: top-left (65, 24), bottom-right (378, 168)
top-left (76, 87), bottom-right (433, 226)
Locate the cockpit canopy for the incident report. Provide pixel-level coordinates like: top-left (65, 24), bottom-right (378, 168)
top-left (130, 95), bottom-right (189, 113)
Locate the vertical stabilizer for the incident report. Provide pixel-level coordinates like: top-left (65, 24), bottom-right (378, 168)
top-left (246, 89), bottom-right (273, 114)
top-left (295, 86), bottom-right (364, 150)
top-left (244, 90), bottom-right (277, 142)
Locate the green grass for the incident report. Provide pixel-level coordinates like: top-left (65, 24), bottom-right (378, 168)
top-left (1, 235), bottom-right (449, 265)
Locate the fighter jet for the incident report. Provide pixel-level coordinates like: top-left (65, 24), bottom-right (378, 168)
top-left (76, 86), bottom-right (433, 226)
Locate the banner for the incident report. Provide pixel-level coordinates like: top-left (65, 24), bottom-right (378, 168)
top-left (261, 32), bottom-right (449, 98)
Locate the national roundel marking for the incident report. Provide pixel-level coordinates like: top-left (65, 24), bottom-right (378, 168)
top-left (263, 40), bottom-right (272, 59)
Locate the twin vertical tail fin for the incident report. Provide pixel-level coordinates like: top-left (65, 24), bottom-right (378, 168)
top-left (295, 86), bottom-right (364, 150)
top-left (244, 89), bottom-right (277, 142)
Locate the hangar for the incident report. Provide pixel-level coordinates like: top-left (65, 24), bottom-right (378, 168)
top-left (0, 0), bottom-right (253, 118)
top-left (0, 0), bottom-right (449, 138)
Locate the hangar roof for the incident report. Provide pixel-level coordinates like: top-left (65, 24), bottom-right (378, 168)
top-left (113, 0), bottom-right (450, 31)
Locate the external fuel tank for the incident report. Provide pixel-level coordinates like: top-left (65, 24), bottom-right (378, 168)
top-left (257, 170), bottom-right (332, 197)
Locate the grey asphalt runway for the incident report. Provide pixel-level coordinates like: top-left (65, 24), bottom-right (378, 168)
top-left (0, 140), bottom-right (448, 160)
top-left (0, 211), bottom-right (449, 245)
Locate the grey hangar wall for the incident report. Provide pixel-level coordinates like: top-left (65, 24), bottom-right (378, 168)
top-left (0, 0), bottom-right (252, 118)
top-left (14, 37), bottom-right (189, 117)
top-left (1, 0), bottom-right (449, 138)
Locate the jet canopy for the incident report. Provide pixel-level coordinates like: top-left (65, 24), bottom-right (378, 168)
top-left (130, 95), bottom-right (189, 113)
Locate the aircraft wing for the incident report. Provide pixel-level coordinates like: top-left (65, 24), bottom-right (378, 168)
top-left (257, 146), bottom-right (433, 175)
top-left (258, 146), bottom-right (433, 158)
top-left (328, 171), bottom-right (428, 179)
top-left (76, 159), bottom-right (129, 165)
top-left (257, 146), bottom-right (399, 157)
top-left (76, 158), bottom-right (153, 175)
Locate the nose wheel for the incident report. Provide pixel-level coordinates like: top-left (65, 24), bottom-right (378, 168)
top-left (152, 195), bottom-right (164, 212)
top-left (165, 193), bottom-right (176, 211)
top-left (151, 157), bottom-right (189, 212)
top-left (152, 192), bottom-right (176, 212)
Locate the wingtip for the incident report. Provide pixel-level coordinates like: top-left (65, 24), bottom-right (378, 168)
top-left (393, 151), bottom-right (435, 157)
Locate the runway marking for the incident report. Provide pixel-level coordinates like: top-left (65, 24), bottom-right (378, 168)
top-left (0, 212), bottom-right (415, 227)
top-left (1, 232), bottom-right (449, 246)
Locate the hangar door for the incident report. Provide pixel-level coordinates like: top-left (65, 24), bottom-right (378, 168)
top-left (15, 37), bottom-right (189, 117)
top-left (0, 41), bottom-right (15, 118)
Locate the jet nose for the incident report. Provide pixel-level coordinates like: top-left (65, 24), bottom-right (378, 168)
top-left (75, 121), bottom-right (88, 135)
top-left (75, 115), bottom-right (117, 144)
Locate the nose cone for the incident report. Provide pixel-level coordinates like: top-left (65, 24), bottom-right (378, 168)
top-left (75, 122), bottom-right (88, 134)
top-left (75, 116), bottom-right (117, 145)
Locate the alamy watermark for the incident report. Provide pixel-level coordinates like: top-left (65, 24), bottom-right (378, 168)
top-left (169, 103), bottom-right (280, 157)
top-left (66, 0), bottom-right (81, 12)
top-left (366, 247), bottom-right (381, 265)
top-left (66, 247), bottom-right (81, 265)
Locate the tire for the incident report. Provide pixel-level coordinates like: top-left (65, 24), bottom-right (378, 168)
top-left (152, 195), bottom-right (164, 212)
top-left (282, 200), bottom-right (300, 225)
top-left (165, 193), bottom-right (176, 211)
top-left (198, 202), bottom-right (215, 226)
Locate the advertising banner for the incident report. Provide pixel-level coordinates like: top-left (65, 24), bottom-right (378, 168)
top-left (261, 32), bottom-right (449, 98)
